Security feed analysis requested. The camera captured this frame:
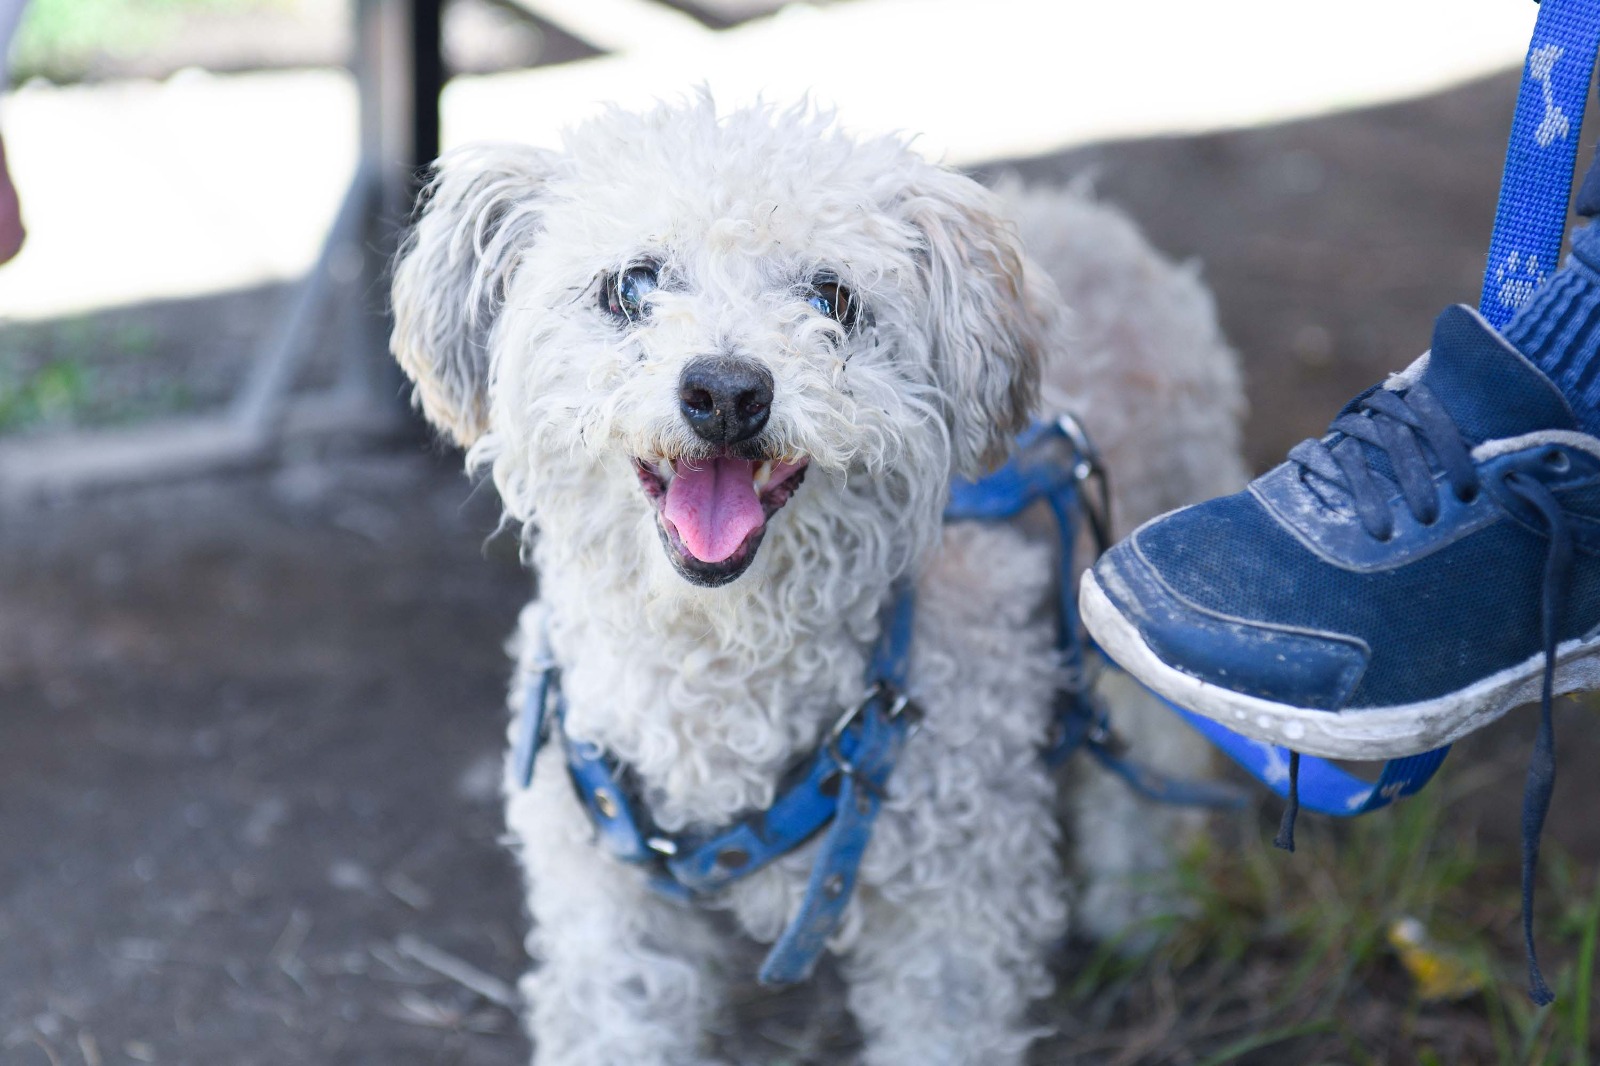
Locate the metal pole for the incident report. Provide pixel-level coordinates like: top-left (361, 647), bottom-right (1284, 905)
top-left (345, 0), bottom-right (446, 410)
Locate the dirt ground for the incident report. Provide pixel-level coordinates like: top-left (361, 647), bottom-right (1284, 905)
top-left (5, 69), bottom-right (1599, 1065)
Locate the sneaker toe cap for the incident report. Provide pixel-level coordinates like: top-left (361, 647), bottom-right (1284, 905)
top-left (1094, 534), bottom-right (1370, 712)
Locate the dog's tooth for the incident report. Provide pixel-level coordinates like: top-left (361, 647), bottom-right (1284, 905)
top-left (753, 460), bottom-right (773, 492)
top-left (656, 460), bottom-right (673, 482)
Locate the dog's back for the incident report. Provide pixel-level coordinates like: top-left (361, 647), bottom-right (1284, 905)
top-left (1002, 180), bottom-right (1248, 534)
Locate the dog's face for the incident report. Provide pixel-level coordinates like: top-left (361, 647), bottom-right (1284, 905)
top-left (392, 100), bottom-right (1050, 592)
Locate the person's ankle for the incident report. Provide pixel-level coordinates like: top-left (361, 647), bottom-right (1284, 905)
top-left (1499, 224), bottom-right (1600, 436)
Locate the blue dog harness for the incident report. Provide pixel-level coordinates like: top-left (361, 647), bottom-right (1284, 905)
top-left (511, 414), bottom-right (1448, 985)
top-left (515, 588), bottom-right (920, 986)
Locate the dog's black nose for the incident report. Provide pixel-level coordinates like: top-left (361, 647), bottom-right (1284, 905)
top-left (678, 357), bottom-right (774, 445)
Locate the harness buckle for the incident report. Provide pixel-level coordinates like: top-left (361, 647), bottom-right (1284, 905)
top-left (1056, 411), bottom-right (1112, 557)
top-left (824, 682), bottom-right (921, 790)
top-left (1055, 411), bottom-right (1100, 479)
top-left (1085, 714), bottom-right (1126, 757)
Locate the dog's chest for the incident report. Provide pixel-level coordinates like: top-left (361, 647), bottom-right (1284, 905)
top-left (554, 618), bottom-right (871, 831)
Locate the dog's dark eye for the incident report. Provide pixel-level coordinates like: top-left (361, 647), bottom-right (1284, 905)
top-left (807, 278), bottom-right (858, 331)
top-left (603, 264), bottom-right (659, 322)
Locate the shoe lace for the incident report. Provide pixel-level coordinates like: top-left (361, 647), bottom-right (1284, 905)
top-left (1287, 382), bottom-right (1480, 539)
top-left (1288, 384), bottom-right (1574, 1005)
top-left (1505, 470), bottom-right (1572, 1006)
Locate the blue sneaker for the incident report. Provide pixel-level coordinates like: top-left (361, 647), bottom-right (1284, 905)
top-left (1080, 303), bottom-right (1600, 1004)
top-left (1081, 304), bottom-right (1599, 762)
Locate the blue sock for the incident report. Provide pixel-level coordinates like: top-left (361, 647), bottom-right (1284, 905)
top-left (1501, 220), bottom-right (1600, 436)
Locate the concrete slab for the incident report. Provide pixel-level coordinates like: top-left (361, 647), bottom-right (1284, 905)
top-left (0, 391), bottom-right (406, 502)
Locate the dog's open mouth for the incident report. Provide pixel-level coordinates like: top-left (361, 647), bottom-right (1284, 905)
top-left (633, 454), bottom-right (808, 586)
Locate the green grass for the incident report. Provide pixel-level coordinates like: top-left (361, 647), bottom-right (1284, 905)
top-left (1044, 755), bottom-right (1600, 1065)
top-left (12, 0), bottom-right (284, 84)
top-left (0, 356), bottom-right (89, 430)
top-left (0, 315), bottom-right (191, 432)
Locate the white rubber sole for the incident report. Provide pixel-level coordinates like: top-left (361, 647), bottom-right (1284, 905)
top-left (1080, 569), bottom-right (1600, 761)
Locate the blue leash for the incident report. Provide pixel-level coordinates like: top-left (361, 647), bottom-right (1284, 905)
top-left (1481, 0), bottom-right (1600, 328)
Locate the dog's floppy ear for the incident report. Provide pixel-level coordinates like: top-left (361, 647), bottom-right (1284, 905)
top-left (894, 167), bottom-right (1047, 476)
top-left (391, 143), bottom-right (558, 448)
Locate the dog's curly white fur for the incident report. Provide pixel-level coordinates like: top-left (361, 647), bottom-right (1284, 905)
top-left (391, 97), bottom-right (1246, 1066)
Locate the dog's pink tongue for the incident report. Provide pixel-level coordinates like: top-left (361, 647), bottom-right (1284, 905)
top-left (663, 457), bottom-right (763, 563)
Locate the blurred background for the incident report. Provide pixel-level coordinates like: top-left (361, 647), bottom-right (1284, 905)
top-left (3, 1), bottom-right (1600, 1063)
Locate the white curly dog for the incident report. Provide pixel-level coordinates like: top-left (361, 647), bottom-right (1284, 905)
top-left (390, 97), bottom-right (1246, 1066)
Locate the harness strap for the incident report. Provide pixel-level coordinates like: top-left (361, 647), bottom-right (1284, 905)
top-left (521, 587), bottom-right (920, 986)
top-left (563, 728), bottom-right (661, 863)
top-left (512, 634), bottom-right (557, 790)
top-left (1076, 719), bottom-right (1262, 808)
top-left (951, 416), bottom-right (1248, 809)
top-left (665, 583), bottom-right (913, 896)
top-left (663, 717), bottom-right (879, 894)
top-left (758, 684), bottom-right (914, 985)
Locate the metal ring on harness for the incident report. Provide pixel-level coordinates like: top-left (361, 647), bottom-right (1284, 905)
top-left (824, 682), bottom-right (919, 798)
top-left (1057, 411), bottom-right (1112, 557)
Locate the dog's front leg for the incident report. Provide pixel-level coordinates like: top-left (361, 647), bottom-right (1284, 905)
top-left (838, 764), bottom-right (1067, 1066)
top-left (509, 758), bottom-right (730, 1066)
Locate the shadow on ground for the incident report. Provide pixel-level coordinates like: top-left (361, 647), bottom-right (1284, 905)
top-left (4, 70), bottom-right (1599, 1065)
